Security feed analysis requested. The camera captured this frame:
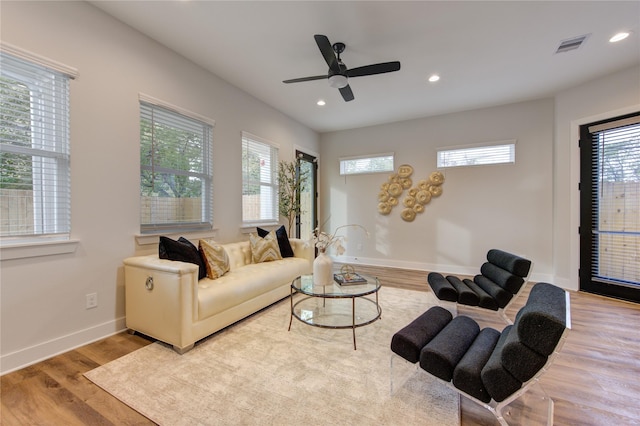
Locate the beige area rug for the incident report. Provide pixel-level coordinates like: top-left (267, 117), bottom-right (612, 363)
top-left (85, 287), bottom-right (459, 425)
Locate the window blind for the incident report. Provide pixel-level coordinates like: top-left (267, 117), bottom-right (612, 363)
top-left (589, 117), bottom-right (640, 286)
top-left (139, 101), bottom-right (213, 232)
top-left (437, 141), bottom-right (515, 168)
top-left (0, 51), bottom-right (71, 240)
top-left (241, 132), bottom-right (279, 223)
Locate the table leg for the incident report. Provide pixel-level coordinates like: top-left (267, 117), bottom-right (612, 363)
top-left (352, 297), bottom-right (357, 350)
top-left (288, 286), bottom-right (293, 331)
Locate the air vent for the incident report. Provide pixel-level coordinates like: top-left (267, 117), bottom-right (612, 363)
top-left (555, 34), bottom-right (590, 54)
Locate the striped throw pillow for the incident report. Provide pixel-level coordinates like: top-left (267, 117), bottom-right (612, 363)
top-left (249, 231), bottom-right (282, 263)
top-left (199, 239), bottom-right (230, 279)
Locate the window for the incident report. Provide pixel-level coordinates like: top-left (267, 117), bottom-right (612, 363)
top-left (0, 51), bottom-right (72, 242)
top-left (139, 96), bottom-right (213, 233)
top-left (437, 141), bottom-right (515, 168)
top-left (339, 153), bottom-right (394, 175)
top-left (241, 132), bottom-right (279, 224)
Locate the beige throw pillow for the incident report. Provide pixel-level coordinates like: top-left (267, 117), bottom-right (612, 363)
top-left (199, 239), bottom-right (230, 279)
top-left (249, 231), bottom-right (282, 263)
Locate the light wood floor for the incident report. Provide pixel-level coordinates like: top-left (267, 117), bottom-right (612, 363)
top-left (2, 264), bottom-right (639, 425)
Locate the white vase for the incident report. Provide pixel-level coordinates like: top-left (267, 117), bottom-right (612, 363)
top-left (313, 250), bottom-right (333, 285)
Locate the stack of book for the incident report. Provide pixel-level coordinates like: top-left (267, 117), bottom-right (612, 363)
top-left (333, 272), bottom-right (367, 285)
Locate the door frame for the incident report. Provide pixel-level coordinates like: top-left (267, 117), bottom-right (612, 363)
top-left (295, 149), bottom-right (318, 240)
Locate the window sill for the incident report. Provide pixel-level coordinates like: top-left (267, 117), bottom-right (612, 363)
top-left (240, 222), bottom-right (280, 234)
top-left (135, 229), bottom-right (219, 246)
top-left (0, 239), bottom-right (79, 261)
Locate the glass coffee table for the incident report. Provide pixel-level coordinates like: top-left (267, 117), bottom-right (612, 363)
top-left (288, 274), bottom-right (382, 350)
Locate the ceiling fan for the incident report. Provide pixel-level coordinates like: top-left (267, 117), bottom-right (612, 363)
top-left (283, 34), bottom-right (401, 102)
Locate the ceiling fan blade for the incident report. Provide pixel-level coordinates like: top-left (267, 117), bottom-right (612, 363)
top-left (314, 34), bottom-right (340, 73)
top-left (346, 61), bottom-right (401, 78)
top-left (339, 85), bottom-right (354, 102)
top-left (283, 75), bottom-right (327, 84)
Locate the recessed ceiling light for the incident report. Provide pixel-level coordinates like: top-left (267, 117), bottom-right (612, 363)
top-left (428, 74), bottom-right (440, 83)
top-left (610, 32), bottom-right (630, 43)
top-left (317, 99), bottom-right (326, 106)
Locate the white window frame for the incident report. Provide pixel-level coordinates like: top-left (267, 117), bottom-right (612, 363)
top-left (0, 47), bottom-right (75, 246)
top-left (241, 131), bottom-right (279, 226)
top-left (437, 140), bottom-right (516, 169)
top-left (139, 94), bottom-right (214, 234)
top-left (339, 152), bottom-right (394, 175)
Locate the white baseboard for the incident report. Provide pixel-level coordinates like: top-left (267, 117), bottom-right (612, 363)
top-left (334, 255), bottom-right (566, 289)
top-left (1, 317), bottom-right (126, 376)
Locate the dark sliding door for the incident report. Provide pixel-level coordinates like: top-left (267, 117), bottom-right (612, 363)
top-left (296, 150), bottom-right (317, 240)
top-left (579, 112), bottom-right (640, 302)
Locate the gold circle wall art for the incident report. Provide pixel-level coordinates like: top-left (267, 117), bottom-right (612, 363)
top-left (377, 164), bottom-right (445, 222)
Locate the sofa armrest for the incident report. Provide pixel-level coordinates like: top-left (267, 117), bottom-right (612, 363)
top-left (123, 255), bottom-right (199, 352)
top-left (124, 254), bottom-right (199, 275)
top-left (290, 238), bottom-right (314, 264)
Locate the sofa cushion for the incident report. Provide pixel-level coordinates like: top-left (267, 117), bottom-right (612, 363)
top-left (258, 225), bottom-right (294, 258)
top-left (197, 257), bottom-right (310, 320)
top-left (249, 231), bottom-right (282, 263)
top-left (199, 239), bottom-right (230, 280)
top-left (159, 236), bottom-right (206, 280)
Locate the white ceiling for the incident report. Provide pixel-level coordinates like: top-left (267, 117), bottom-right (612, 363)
top-left (90, 1), bottom-right (640, 133)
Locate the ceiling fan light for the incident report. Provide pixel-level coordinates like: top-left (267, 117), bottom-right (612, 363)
top-left (328, 74), bottom-right (348, 88)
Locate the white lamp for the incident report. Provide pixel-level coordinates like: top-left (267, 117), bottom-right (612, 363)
top-left (328, 74), bottom-right (348, 89)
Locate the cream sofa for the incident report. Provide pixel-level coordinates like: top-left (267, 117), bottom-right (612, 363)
top-left (123, 238), bottom-right (313, 353)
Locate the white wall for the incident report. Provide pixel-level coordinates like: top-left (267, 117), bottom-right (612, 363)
top-left (553, 65), bottom-right (640, 290)
top-left (319, 99), bottom-right (555, 280)
top-left (318, 65), bottom-right (640, 293)
top-left (0, 1), bottom-right (318, 374)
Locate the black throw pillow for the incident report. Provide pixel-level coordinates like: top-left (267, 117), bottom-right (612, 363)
top-left (159, 236), bottom-right (207, 280)
top-left (257, 225), bottom-right (294, 258)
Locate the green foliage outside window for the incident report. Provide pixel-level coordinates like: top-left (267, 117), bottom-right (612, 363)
top-left (0, 76), bottom-right (32, 190)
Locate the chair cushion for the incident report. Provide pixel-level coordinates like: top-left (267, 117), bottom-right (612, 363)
top-left (446, 275), bottom-right (479, 306)
top-left (487, 249), bottom-right (531, 278)
top-left (420, 315), bottom-right (480, 382)
top-left (513, 282), bottom-right (567, 356)
top-left (427, 272), bottom-right (458, 302)
top-left (474, 275), bottom-right (512, 308)
top-left (463, 279), bottom-right (499, 310)
top-left (480, 325), bottom-right (523, 402)
top-left (498, 325), bottom-right (548, 382)
top-left (391, 306), bottom-right (453, 363)
top-left (480, 262), bottom-right (525, 294)
top-left (452, 327), bottom-right (501, 403)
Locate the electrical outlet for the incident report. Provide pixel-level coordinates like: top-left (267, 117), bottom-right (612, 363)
top-left (86, 293), bottom-right (98, 309)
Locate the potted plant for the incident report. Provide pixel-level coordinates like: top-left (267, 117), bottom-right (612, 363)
top-left (278, 160), bottom-right (308, 236)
